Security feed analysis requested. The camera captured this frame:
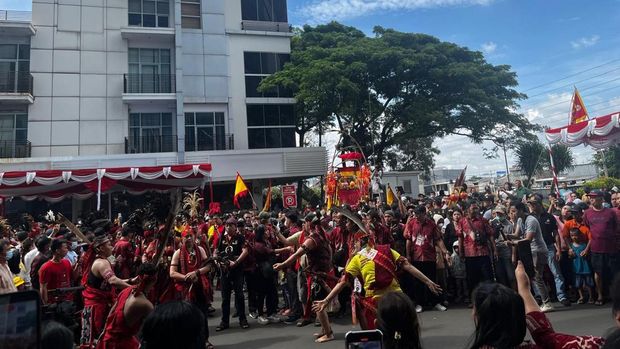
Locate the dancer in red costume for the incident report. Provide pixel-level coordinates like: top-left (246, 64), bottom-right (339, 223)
top-left (96, 262), bottom-right (157, 349)
top-left (80, 236), bottom-right (136, 349)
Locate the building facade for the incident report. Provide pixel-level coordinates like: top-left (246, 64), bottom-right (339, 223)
top-left (0, 1), bottom-right (326, 209)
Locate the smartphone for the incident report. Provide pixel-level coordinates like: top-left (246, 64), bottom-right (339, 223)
top-left (0, 290), bottom-right (41, 349)
top-left (516, 240), bottom-right (536, 278)
top-left (345, 330), bottom-right (383, 349)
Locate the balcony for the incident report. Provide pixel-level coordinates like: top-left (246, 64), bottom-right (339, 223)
top-left (0, 72), bottom-right (34, 104)
top-left (125, 135), bottom-right (177, 154)
top-left (0, 140), bottom-right (31, 158)
top-left (122, 74), bottom-right (176, 103)
top-left (0, 10), bottom-right (35, 36)
top-left (241, 20), bottom-right (291, 33)
top-left (186, 134), bottom-right (234, 152)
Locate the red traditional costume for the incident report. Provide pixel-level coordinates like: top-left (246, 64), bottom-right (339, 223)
top-left (95, 286), bottom-right (141, 349)
top-left (113, 238), bottom-right (135, 279)
top-left (80, 257), bottom-right (116, 349)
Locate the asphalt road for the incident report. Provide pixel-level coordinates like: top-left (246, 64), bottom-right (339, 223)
top-left (206, 300), bottom-right (615, 349)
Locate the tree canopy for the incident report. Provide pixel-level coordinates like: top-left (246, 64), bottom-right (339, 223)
top-left (261, 22), bottom-right (537, 172)
top-left (515, 139), bottom-right (574, 187)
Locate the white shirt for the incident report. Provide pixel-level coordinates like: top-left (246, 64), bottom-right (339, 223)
top-left (24, 248), bottom-right (39, 277)
top-left (0, 263), bottom-right (17, 294)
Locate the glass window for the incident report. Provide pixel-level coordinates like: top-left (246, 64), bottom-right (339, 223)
top-left (143, 0), bottom-right (156, 13)
top-left (248, 128), bottom-right (266, 149)
top-left (281, 127), bottom-right (295, 147)
top-left (247, 105), bottom-right (264, 126)
top-left (128, 13), bottom-right (141, 25)
top-left (277, 53), bottom-right (290, 70)
top-left (143, 14), bottom-right (156, 27)
top-left (0, 45), bottom-right (17, 60)
top-left (185, 113), bottom-right (195, 125)
top-left (196, 112), bottom-right (214, 125)
top-left (130, 113), bottom-right (140, 126)
top-left (264, 105), bottom-right (279, 125)
top-left (181, 0), bottom-right (201, 28)
top-left (261, 53), bottom-right (277, 74)
top-left (182, 16), bottom-right (201, 29)
top-left (129, 0), bottom-right (142, 12)
top-left (215, 112), bottom-right (225, 125)
top-left (273, 0), bottom-right (288, 22)
top-left (161, 113), bottom-right (172, 126)
top-left (18, 45), bottom-right (29, 60)
top-left (157, 1), bottom-right (169, 14)
top-left (185, 126), bottom-right (195, 151)
top-left (245, 76), bottom-right (262, 98)
top-left (258, 0), bottom-right (274, 21)
top-left (279, 105), bottom-right (295, 125)
top-left (244, 52), bottom-right (262, 74)
top-left (265, 128), bottom-right (281, 148)
top-left (241, 0), bottom-right (258, 20)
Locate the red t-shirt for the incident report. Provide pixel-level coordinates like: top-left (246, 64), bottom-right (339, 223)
top-left (405, 218), bottom-right (440, 262)
top-left (39, 259), bottom-right (73, 303)
top-left (583, 207), bottom-right (619, 254)
top-left (455, 216), bottom-right (492, 257)
top-left (526, 311), bottom-right (604, 348)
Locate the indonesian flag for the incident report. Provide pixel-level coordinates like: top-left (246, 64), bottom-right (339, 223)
top-left (570, 87), bottom-right (589, 124)
top-left (262, 180), bottom-right (272, 212)
top-left (386, 183), bottom-right (396, 206)
top-left (233, 172), bottom-right (249, 208)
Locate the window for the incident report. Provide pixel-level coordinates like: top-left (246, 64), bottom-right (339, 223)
top-left (185, 112), bottom-right (227, 151)
top-left (242, 0), bottom-right (287, 22)
top-left (0, 44), bottom-right (30, 93)
top-left (402, 179), bottom-right (412, 194)
top-left (128, 0), bottom-right (169, 27)
top-left (244, 52), bottom-right (292, 98)
top-left (128, 113), bottom-right (174, 153)
top-left (247, 104), bottom-right (295, 149)
top-left (0, 113), bottom-right (28, 158)
top-left (181, 0), bottom-right (201, 29)
top-left (127, 48), bottom-right (172, 93)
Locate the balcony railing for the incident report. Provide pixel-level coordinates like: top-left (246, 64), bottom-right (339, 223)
top-left (125, 135), bottom-right (177, 154)
top-left (186, 133), bottom-right (234, 152)
top-left (123, 74), bottom-right (175, 94)
top-left (0, 140), bottom-right (31, 158)
top-left (241, 20), bottom-right (292, 33)
top-left (0, 72), bottom-right (33, 94)
top-left (0, 10), bottom-right (32, 22)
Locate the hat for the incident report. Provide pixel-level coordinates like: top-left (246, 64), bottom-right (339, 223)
top-left (304, 212), bottom-right (318, 223)
top-left (258, 212), bottom-right (270, 220)
top-left (493, 205), bottom-right (507, 214)
top-left (452, 241), bottom-right (459, 247)
top-left (384, 210), bottom-right (394, 217)
top-left (225, 217), bottom-right (238, 225)
top-left (569, 205), bottom-right (582, 213)
top-left (588, 190), bottom-right (604, 197)
top-left (433, 214), bottom-right (444, 225)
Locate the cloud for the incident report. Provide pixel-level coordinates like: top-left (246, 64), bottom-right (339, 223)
top-left (570, 35), bottom-right (600, 49)
top-left (481, 41), bottom-right (497, 54)
top-left (299, 0), bottom-right (494, 22)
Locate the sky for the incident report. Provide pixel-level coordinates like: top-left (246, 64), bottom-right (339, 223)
top-left (3, 0), bottom-right (620, 177)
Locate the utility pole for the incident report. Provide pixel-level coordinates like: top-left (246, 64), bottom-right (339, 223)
top-left (501, 140), bottom-right (511, 183)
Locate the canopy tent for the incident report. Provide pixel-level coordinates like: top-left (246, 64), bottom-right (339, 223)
top-left (545, 111), bottom-right (620, 149)
top-left (0, 164), bottom-right (212, 209)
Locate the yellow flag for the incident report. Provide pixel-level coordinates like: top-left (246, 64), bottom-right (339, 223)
top-left (262, 181), bottom-right (272, 212)
top-left (386, 183), bottom-right (396, 206)
top-left (233, 172), bottom-right (249, 208)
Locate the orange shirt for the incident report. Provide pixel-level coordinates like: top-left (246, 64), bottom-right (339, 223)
top-left (561, 219), bottom-right (591, 243)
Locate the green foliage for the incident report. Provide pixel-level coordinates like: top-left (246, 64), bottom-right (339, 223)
top-left (592, 145), bottom-right (620, 178)
top-left (581, 177), bottom-right (620, 191)
top-left (261, 22), bottom-right (537, 172)
top-left (515, 139), bottom-right (546, 187)
top-left (546, 144), bottom-right (574, 174)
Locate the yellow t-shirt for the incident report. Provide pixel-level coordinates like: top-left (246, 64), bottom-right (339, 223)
top-left (345, 247), bottom-right (402, 298)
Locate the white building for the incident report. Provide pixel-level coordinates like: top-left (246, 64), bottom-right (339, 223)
top-left (0, 1), bottom-right (326, 211)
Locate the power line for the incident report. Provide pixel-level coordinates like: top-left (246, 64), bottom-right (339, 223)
top-left (524, 65), bottom-right (620, 99)
top-left (520, 57), bottom-right (620, 92)
top-left (519, 79), bottom-right (620, 112)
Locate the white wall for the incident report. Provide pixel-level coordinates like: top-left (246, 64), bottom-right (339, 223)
top-left (30, 0), bottom-right (130, 157)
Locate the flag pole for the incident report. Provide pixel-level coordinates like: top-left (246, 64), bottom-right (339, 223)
top-left (247, 186), bottom-right (258, 210)
top-left (569, 86), bottom-right (575, 125)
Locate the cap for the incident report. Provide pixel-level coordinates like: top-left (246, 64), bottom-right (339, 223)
top-left (452, 241), bottom-right (459, 247)
top-left (569, 205), bottom-right (582, 213)
top-left (433, 214), bottom-right (444, 225)
top-left (304, 212), bottom-right (318, 223)
top-left (493, 205), bottom-right (507, 214)
top-left (225, 217), bottom-right (238, 225)
top-left (588, 190), bottom-right (604, 197)
top-left (384, 210), bottom-right (394, 217)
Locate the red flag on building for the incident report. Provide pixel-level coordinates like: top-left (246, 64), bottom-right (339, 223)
top-left (570, 87), bottom-right (589, 124)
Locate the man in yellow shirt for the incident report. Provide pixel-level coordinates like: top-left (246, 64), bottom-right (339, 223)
top-left (313, 237), bottom-right (441, 330)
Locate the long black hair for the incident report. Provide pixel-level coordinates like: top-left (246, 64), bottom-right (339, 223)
top-left (469, 283), bottom-right (526, 349)
top-left (377, 291), bottom-right (422, 349)
top-left (255, 224), bottom-right (266, 243)
top-left (141, 301), bottom-right (206, 349)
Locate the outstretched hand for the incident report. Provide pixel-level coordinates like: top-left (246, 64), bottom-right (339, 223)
top-left (426, 280), bottom-right (443, 295)
top-left (312, 299), bottom-right (328, 314)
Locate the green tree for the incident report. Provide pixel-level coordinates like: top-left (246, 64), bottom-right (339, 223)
top-left (592, 145), bottom-right (620, 178)
top-left (515, 139), bottom-right (546, 187)
top-left (545, 144), bottom-right (574, 174)
top-left (261, 22), bottom-right (537, 173)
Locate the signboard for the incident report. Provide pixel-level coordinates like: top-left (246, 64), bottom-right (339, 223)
top-left (282, 185), bottom-right (297, 208)
top-left (496, 170), bottom-right (507, 177)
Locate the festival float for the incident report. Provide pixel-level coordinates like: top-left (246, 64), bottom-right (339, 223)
top-left (324, 151), bottom-right (372, 209)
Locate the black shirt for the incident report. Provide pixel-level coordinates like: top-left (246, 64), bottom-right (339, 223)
top-left (538, 212), bottom-right (558, 247)
top-left (217, 232), bottom-right (246, 258)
